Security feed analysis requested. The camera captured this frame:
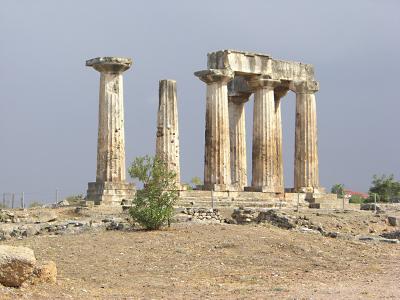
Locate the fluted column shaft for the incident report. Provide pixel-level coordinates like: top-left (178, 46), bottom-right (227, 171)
top-left (195, 69), bottom-right (234, 190)
top-left (228, 94), bottom-right (249, 190)
top-left (96, 71), bottom-right (126, 182)
top-left (249, 77), bottom-right (281, 192)
top-left (156, 80), bottom-right (180, 185)
top-left (86, 57), bottom-right (135, 206)
top-left (290, 81), bottom-right (320, 192)
top-left (274, 87), bottom-right (289, 193)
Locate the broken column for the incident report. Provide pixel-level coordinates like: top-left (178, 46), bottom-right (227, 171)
top-left (86, 57), bottom-right (135, 205)
top-left (156, 79), bottom-right (181, 186)
top-left (228, 77), bottom-right (251, 191)
top-left (194, 69), bottom-right (234, 191)
top-left (274, 86), bottom-right (289, 193)
top-left (290, 80), bottom-right (320, 192)
top-left (247, 76), bottom-right (281, 193)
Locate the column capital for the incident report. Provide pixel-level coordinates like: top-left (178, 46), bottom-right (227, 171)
top-left (247, 76), bottom-right (281, 91)
top-left (289, 80), bottom-right (319, 94)
top-left (86, 57), bottom-right (132, 73)
top-left (194, 69), bottom-right (234, 84)
top-left (274, 86), bottom-right (290, 100)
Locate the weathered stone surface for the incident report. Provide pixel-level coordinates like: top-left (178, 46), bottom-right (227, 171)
top-left (197, 50), bottom-right (325, 198)
top-left (247, 77), bottom-right (281, 193)
top-left (32, 260), bottom-right (57, 284)
top-left (257, 209), bottom-right (296, 229)
top-left (360, 203), bottom-right (382, 212)
top-left (381, 230), bottom-right (400, 240)
top-left (86, 57), bottom-right (132, 73)
top-left (290, 80), bottom-right (320, 192)
top-left (388, 216), bottom-right (399, 226)
top-left (195, 69), bottom-right (234, 191)
top-left (86, 56), bottom-right (135, 205)
top-left (0, 245), bottom-right (36, 287)
top-left (207, 49), bottom-right (314, 81)
top-left (178, 208), bottom-right (222, 223)
top-left (228, 88), bottom-right (249, 190)
top-left (87, 182), bottom-right (135, 206)
top-left (274, 86), bottom-right (289, 192)
top-left (156, 80), bottom-right (181, 185)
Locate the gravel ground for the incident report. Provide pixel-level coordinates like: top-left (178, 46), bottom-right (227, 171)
top-left (0, 218), bottom-right (399, 299)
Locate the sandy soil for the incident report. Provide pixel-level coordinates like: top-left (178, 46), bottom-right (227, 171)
top-left (1, 217), bottom-right (399, 300)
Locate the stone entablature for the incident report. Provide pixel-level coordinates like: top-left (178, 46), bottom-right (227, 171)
top-left (207, 49), bottom-right (315, 81)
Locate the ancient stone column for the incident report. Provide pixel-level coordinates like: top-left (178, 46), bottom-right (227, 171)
top-left (274, 86), bottom-right (289, 193)
top-left (86, 57), bottom-right (135, 205)
top-left (228, 98), bottom-right (248, 191)
top-left (228, 77), bottom-right (251, 191)
top-left (247, 76), bottom-right (281, 193)
top-left (290, 80), bottom-right (320, 192)
top-left (156, 79), bottom-right (180, 186)
top-left (194, 69), bottom-right (234, 191)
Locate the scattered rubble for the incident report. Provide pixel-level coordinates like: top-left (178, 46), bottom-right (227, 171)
top-left (176, 208), bottom-right (222, 223)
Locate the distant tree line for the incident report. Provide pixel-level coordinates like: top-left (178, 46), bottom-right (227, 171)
top-left (331, 174), bottom-right (400, 203)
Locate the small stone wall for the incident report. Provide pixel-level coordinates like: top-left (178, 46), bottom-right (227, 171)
top-left (179, 208), bottom-right (223, 223)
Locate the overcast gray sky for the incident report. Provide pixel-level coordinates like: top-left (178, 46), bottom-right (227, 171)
top-left (1, 0), bottom-right (399, 203)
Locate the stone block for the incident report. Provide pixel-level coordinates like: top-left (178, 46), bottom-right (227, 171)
top-left (87, 182), bottom-right (135, 206)
top-left (0, 245), bottom-right (36, 287)
top-left (388, 216), bottom-right (399, 226)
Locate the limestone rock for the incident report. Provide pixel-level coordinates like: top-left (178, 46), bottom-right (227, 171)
top-left (0, 245), bottom-right (36, 287)
top-left (360, 203), bottom-right (382, 212)
top-left (56, 199), bottom-right (70, 207)
top-left (380, 230), bottom-right (400, 240)
top-left (388, 216), bottom-right (399, 226)
top-left (257, 210), bottom-right (296, 229)
top-left (32, 260), bottom-right (57, 284)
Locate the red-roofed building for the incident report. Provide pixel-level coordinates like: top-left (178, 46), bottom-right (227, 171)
top-left (344, 190), bottom-right (369, 199)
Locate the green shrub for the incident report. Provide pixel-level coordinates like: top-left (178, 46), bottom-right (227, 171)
top-left (369, 174), bottom-right (400, 202)
top-left (128, 155), bottom-right (178, 230)
top-left (331, 183), bottom-right (345, 198)
top-left (190, 176), bottom-right (202, 189)
top-left (349, 195), bottom-right (366, 204)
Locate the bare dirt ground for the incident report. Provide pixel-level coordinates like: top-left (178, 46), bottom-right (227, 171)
top-left (1, 207), bottom-right (399, 299)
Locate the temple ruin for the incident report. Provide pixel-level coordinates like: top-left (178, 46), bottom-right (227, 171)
top-left (85, 51), bottom-right (342, 209)
top-left (194, 50), bottom-right (320, 194)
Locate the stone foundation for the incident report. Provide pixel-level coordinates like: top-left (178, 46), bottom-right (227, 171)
top-left (178, 190), bottom-right (345, 210)
top-left (86, 182), bottom-right (135, 206)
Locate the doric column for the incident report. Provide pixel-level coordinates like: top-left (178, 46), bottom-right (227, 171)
top-left (86, 57), bottom-right (135, 205)
top-left (228, 93), bottom-right (250, 190)
top-left (290, 80), bottom-right (320, 192)
top-left (156, 79), bottom-right (180, 186)
top-left (194, 69), bottom-right (234, 191)
top-left (248, 76), bottom-right (281, 193)
top-left (274, 86), bottom-right (289, 193)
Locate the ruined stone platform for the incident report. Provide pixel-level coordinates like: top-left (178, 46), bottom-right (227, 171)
top-left (177, 190), bottom-right (346, 210)
top-left (86, 182), bottom-right (135, 206)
